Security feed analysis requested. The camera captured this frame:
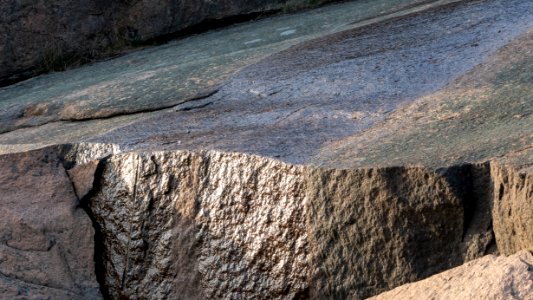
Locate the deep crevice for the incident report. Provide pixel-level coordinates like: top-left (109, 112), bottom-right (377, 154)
top-left (73, 159), bottom-right (112, 300)
top-left (484, 226), bottom-right (498, 255)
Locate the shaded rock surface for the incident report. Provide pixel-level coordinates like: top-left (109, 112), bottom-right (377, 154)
top-left (370, 250), bottom-right (533, 300)
top-left (0, 0), bottom-right (346, 85)
top-left (0, 148), bottom-right (101, 299)
top-left (0, 0), bottom-right (531, 299)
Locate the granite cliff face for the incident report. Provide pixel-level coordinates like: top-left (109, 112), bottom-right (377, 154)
top-left (0, 0), bottom-right (532, 299)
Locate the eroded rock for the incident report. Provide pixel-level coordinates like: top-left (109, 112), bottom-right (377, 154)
top-left (0, 0), bottom-right (446, 134)
top-left (0, 0), bottom-right (531, 299)
top-left (67, 160), bottom-right (101, 200)
top-left (0, 0), bottom-right (344, 85)
top-left (491, 163), bottom-right (533, 256)
top-left (0, 148), bottom-right (101, 299)
top-left (86, 151), bottom-right (509, 299)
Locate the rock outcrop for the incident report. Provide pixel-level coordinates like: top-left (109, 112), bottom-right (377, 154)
top-left (0, 0), bottom-right (445, 134)
top-left (86, 152), bottom-right (474, 298)
top-left (0, 0), bottom-right (531, 299)
top-left (370, 250), bottom-right (533, 300)
top-left (0, 0), bottom-right (342, 85)
top-left (79, 151), bottom-right (530, 299)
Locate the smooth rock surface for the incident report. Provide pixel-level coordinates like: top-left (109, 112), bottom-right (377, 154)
top-left (370, 250), bottom-right (533, 300)
top-left (0, 148), bottom-right (101, 299)
top-left (0, 0), bottom-right (456, 134)
top-left (0, 0), bottom-right (530, 170)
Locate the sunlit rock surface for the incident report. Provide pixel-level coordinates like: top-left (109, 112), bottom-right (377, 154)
top-left (0, 0), bottom-right (531, 299)
top-left (370, 250), bottom-right (533, 300)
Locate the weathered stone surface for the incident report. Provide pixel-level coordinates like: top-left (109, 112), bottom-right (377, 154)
top-left (0, 0), bottom-right (444, 134)
top-left (491, 163), bottom-right (533, 256)
top-left (0, 0), bottom-right (531, 299)
top-left (315, 27), bottom-right (533, 170)
top-left (370, 250), bottom-right (533, 300)
top-left (0, 148), bottom-right (101, 299)
top-left (90, 151), bottom-right (308, 299)
top-left (67, 160), bottom-right (100, 200)
top-left (1, 0), bottom-right (530, 167)
top-left (0, 0), bottom-right (347, 85)
top-left (86, 151), bottom-right (505, 299)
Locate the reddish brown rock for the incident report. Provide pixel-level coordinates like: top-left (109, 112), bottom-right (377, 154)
top-left (67, 160), bottom-right (101, 200)
top-left (0, 148), bottom-right (101, 299)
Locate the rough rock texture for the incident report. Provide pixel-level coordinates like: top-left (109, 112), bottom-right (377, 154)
top-left (491, 163), bottom-right (533, 256)
top-left (0, 0), bottom-right (531, 299)
top-left (89, 152), bottom-right (309, 299)
top-left (0, 148), bottom-right (101, 299)
top-left (0, 0), bottom-right (343, 85)
top-left (67, 160), bottom-right (100, 200)
top-left (370, 250), bottom-right (533, 300)
top-left (86, 151), bottom-right (502, 299)
top-left (305, 165), bottom-right (486, 298)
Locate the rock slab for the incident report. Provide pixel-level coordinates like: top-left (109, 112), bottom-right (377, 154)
top-left (0, 0), bottom-right (335, 85)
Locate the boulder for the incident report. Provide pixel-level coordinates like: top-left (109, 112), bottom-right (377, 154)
top-left (370, 251), bottom-right (533, 300)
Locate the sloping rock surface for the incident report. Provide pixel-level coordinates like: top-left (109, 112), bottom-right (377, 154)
top-left (0, 0), bottom-right (346, 85)
top-left (370, 250), bottom-right (533, 300)
top-left (0, 0), bottom-right (444, 134)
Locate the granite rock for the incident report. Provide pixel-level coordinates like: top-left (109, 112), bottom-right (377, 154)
top-left (0, 148), bottom-right (101, 299)
top-left (0, 0), bottom-right (531, 299)
top-left (0, 0), bottom-right (340, 85)
top-left (370, 250), bottom-right (533, 300)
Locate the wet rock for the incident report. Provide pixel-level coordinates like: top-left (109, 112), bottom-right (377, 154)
top-left (0, 148), bottom-right (101, 299)
top-left (370, 250), bottom-right (533, 300)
